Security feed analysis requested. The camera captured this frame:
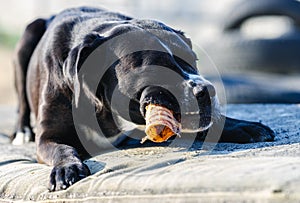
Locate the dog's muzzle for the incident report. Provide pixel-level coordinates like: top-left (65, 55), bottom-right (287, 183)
top-left (139, 75), bottom-right (218, 143)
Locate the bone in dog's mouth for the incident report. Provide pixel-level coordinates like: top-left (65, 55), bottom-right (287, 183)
top-left (141, 104), bottom-right (213, 143)
top-left (141, 104), bottom-right (181, 143)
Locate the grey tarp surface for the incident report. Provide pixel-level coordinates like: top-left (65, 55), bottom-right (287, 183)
top-left (0, 104), bottom-right (299, 202)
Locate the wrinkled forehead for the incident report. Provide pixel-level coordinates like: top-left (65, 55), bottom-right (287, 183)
top-left (145, 29), bottom-right (197, 68)
top-left (105, 23), bottom-right (197, 69)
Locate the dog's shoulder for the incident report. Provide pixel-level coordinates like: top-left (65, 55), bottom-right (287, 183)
top-left (47, 6), bottom-right (133, 35)
top-left (40, 7), bottom-right (132, 61)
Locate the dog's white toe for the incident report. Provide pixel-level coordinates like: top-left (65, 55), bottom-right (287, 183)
top-left (12, 127), bottom-right (32, 145)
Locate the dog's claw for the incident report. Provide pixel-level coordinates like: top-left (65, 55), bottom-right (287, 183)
top-left (49, 162), bottom-right (90, 191)
top-left (49, 184), bottom-right (55, 192)
top-left (61, 184), bottom-right (67, 190)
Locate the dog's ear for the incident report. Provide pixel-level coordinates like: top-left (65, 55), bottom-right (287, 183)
top-left (63, 32), bottom-right (106, 107)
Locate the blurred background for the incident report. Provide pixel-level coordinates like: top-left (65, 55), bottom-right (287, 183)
top-left (0, 0), bottom-right (300, 106)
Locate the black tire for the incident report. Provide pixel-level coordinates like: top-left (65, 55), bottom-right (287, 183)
top-left (223, 0), bottom-right (300, 30)
top-left (204, 0), bottom-right (300, 74)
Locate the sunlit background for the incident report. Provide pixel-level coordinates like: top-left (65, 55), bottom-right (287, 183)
top-left (1, 0), bottom-right (300, 105)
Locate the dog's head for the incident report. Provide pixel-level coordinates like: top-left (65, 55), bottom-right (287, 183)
top-left (63, 20), bottom-right (221, 136)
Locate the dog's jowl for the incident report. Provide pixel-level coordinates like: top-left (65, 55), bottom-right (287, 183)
top-left (12, 7), bottom-right (275, 191)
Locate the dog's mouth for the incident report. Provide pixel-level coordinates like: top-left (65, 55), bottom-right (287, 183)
top-left (141, 104), bottom-right (213, 143)
top-left (181, 110), bottom-right (213, 133)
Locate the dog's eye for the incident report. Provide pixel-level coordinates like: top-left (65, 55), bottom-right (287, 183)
top-left (193, 84), bottom-right (216, 98)
top-left (187, 80), bottom-right (197, 88)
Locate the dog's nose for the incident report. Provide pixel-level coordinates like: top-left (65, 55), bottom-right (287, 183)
top-left (192, 83), bottom-right (216, 98)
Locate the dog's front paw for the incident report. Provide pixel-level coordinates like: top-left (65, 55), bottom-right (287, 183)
top-left (11, 126), bottom-right (34, 145)
top-left (220, 117), bottom-right (275, 143)
top-left (49, 162), bottom-right (90, 191)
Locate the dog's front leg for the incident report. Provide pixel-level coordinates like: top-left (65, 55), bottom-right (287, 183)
top-left (37, 138), bottom-right (90, 191)
top-left (208, 115), bottom-right (275, 143)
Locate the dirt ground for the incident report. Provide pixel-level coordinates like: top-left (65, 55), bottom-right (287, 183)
top-left (0, 47), bottom-right (17, 105)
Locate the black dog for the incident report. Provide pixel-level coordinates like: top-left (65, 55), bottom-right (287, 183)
top-left (12, 7), bottom-right (274, 191)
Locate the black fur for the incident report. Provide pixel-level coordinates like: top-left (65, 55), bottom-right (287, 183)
top-left (12, 7), bottom-right (275, 191)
